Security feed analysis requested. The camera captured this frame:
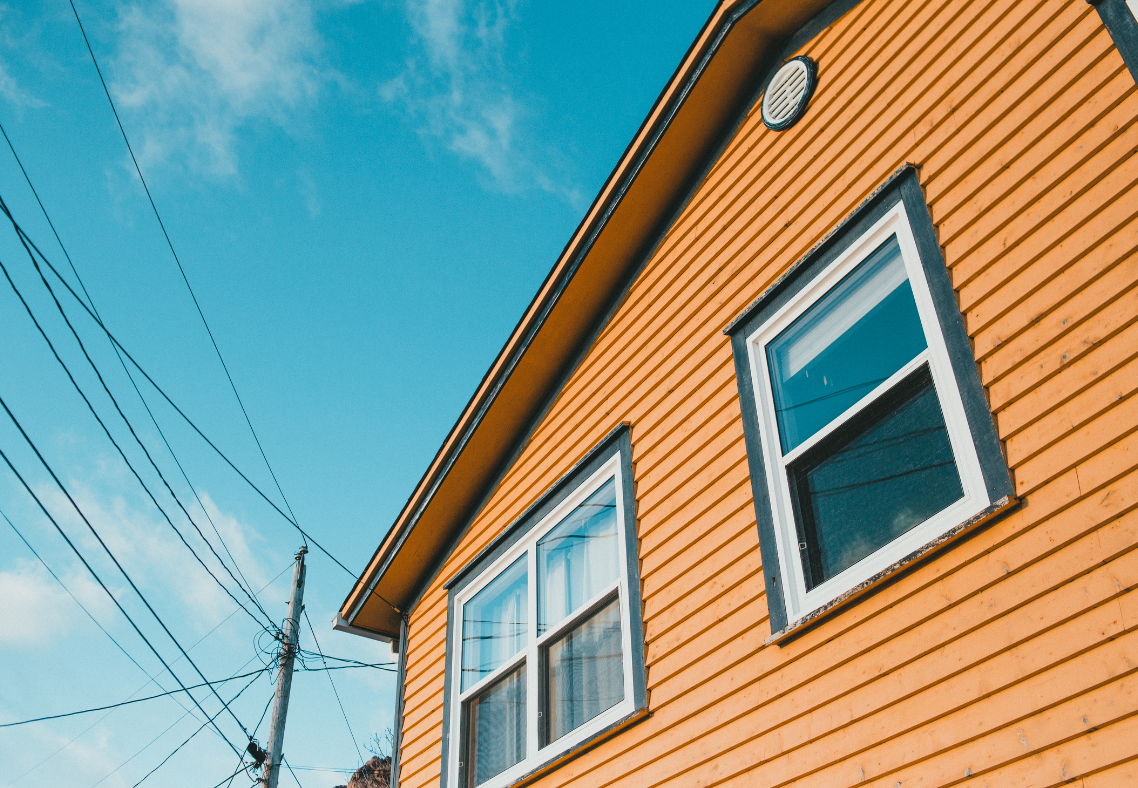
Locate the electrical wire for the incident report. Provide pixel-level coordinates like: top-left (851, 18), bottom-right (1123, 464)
top-left (0, 119), bottom-right (266, 611)
top-left (3, 208), bottom-right (376, 592)
top-left (54, 10), bottom-right (400, 616)
top-left (0, 668), bottom-right (272, 728)
top-left (0, 227), bottom-right (275, 633)
top-left (214, 757), bottom-right (253, 788)
top-left (252, 692), bottom-right (275, 740)
top-left (283, 757), bottom-right (307, 788)
top-left (130, 670), bottom-right (264, 788)
top-left (86, 653), bottom-right (266, 788)
top-left (301, 662), bottom-right (397, 673)
top-left (3, 563), bottom-right (294, 788)
top-left (0, 397), bottom-right (249, 754)
top-left (67, 0), bottom-right (303, 545)
top-left (0, 505), bottom-right (154, 688)
top-left (302, 608), bottom-right (363, 765)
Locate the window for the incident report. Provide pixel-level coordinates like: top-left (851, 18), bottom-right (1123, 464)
top-left (1091, 0), bottom-right (1138, 83)
top-left (441, 428), bottom-right (646, 788)
top-left (726, 169), bottom-right (1013, 636)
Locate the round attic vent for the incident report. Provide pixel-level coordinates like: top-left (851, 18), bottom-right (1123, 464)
top-left (761, 56), bottom-right (817, 131)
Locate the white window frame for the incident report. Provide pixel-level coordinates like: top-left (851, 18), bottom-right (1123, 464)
top-left (446, 453), bottom-right (637, 788)
top-left (742, 202), bottom-right (991, 623)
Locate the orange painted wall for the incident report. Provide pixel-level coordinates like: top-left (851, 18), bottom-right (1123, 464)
top-left (396, 0), bottom-right (1138, 786)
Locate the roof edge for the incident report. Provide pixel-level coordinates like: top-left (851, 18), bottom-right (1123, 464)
top-left (340, 0), bottom-right (827, 631)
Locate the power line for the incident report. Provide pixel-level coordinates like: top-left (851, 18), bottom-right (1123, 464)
top-left (5, 211), bottom-right (371, 590)
top-left (0, 668), bottom-right (271, 728)
top-left (3, 564), bottom-right (293, 788)
top-left (302, 608), bottom-right (363, 765)
top-left (301, 663), bottom-right (397, 673)
top-left (283, 757), bottom-right (307, 788)
top-left (0, 227), bottom-right (275, 632)
top-left (67, 0), bottom-right (303, 544)
top-left (216, 757), bottom-right (254, 788)
top-left (0, 505), bottom-right (154, 688)
top-left (0, 109), bottom-right (402, 626)
top-left (0, 396), bottom-right (249, 755)
top-left (57, 3), bottom-right (406, 621)
top-left (0, 119), bottom-right (266, 610)
top-left (129, 671), bottom-right (265, 788)
top-left (87, 653), bottom-right (265, 788)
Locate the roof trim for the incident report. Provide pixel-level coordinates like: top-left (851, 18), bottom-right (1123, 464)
top-left (342, 0), bottom-right (834, 637)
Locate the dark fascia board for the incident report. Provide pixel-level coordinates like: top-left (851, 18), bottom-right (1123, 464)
top-left (340, 0), bottom-right (824, 635)
top-left (1090, 0), bottom-right (1138, 82)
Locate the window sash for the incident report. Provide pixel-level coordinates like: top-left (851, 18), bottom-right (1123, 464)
top-left (744, 202), bottom-right (990, 623)
top-left (448, 454), bottom-right (636, 788)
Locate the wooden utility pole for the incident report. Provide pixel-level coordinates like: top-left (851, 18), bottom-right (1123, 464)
top-left (263, 546), bottom-right (307, 788)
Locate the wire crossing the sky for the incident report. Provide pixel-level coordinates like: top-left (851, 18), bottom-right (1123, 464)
top-left (0, 396), bottom-right (251, 756)
top-left (0, 505), bottom-right (156, 692)
top-left (0, 202), bottom-right (366, 586)
top-left (303, 608), bottom-right (364, 765)
top-left (0, 119), bottom-right (268, 623)
top-left (67, 0), bottom-right (304, 548)
top-left (0, 236), bottom-right (275, 632)
top-left (0, 668), bottom-right (272, 728)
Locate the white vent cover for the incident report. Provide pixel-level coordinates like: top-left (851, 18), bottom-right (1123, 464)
top-left (761, 56), bottom-right (817, 131)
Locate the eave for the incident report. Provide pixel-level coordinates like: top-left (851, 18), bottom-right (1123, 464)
top-left (340, 0), bottom-right (833, 639)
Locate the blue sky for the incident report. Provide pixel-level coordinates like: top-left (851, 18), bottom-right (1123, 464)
top-left (0, 0), bottom-right (714, 785)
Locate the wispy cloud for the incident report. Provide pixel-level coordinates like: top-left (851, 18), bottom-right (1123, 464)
top-left (0, 5), bottom-right (47, 111)
top-left (0, 558), bottom-right (110, 647)
top-left (110, 0), bottom-right (325, 178)
top-left (14, 462), bottom-right (283, 640)
top-left (0, 61), bottom-right (46, 110)
top-left (383, 0), bottom-right (582, 206)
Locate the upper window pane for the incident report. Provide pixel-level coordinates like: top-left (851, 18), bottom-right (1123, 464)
top-left (767, 236), bottom-right (927, 453)
top-left (462, 556), bottom-right (527, 691)
top-left (538, 479), bottom-right (619, 634)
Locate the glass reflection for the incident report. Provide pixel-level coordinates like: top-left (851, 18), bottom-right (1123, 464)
top-left (788, 368), bottom-right (964, 589)
top-left (461, 556), bottom-right (527, 691)
top-left (543, 598), bottom-right (624, 744)
top-left (538, 479), bottom-right (619, 634)
top-left (465, 665), bottom-right (526, 787)
top-left (768, 236), bottom-right (927, 453)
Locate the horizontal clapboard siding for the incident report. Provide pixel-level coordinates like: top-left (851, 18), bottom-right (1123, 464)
top-left (396, 0), bottom-right (1138, 786)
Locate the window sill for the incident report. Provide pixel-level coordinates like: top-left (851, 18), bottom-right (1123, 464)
top-left (765, 495), bottom-right (1018, 647)
top-left (501, 707), bottom-right (652, 788)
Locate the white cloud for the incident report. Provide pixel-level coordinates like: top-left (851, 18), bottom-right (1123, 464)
top-left (0, 60), bottom-right (45, 110)
top-left (384, 0), bottom-right (583, 206)
top-left (111, 0), bottom-right (325, 178)
top-left (0, 558), bottom-right (110, 647)
top-left (29, 466), bottom-right (282, 637)
top-left (0, 5), bottom-right (47, 111)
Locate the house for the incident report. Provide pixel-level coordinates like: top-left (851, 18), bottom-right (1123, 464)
top-left (336, 0), bottom-right (1138, 786)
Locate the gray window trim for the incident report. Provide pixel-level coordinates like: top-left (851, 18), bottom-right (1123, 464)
top-left (725, 165), bottom-right (1014, 637)
top-left (439, 425), bottom-right (647, 788)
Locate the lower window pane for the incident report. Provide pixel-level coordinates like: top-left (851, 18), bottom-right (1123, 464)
top-left (789, 366), bottom-right (964, 590)
top-left (466, 665), bottom-right (526, 787)
top-left (543, 597), bottom-right (624, 745)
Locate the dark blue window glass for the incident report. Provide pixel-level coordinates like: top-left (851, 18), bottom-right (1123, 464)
top-left (787, 368), bottom-right (964, 590)
top-left (767, 236), bottom-right (927, 453)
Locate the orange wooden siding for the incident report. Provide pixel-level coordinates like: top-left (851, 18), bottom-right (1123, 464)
top-left (396, 0), bottom-right (1138, 786)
